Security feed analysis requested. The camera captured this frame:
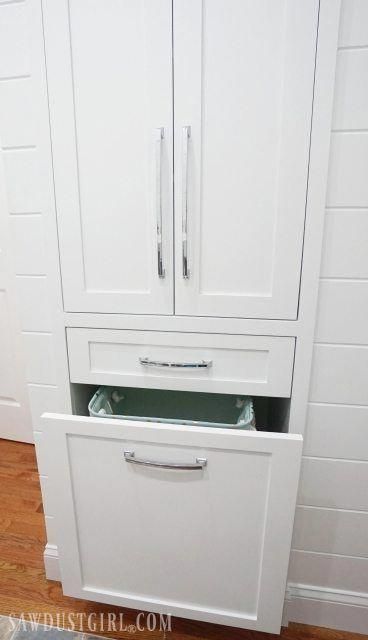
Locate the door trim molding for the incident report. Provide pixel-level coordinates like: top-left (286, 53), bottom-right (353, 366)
top-left (44, 544), bottom-right (61, 581)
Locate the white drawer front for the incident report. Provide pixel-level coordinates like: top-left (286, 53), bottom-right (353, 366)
top-left (67, 329), bottom-right (295, 396)
top-left (42, 413), bottom-right (302, 633)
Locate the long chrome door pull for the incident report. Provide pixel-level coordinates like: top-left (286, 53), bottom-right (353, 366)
top-left (139, 356), bottom-right (212, 369)
top-left (155, 127), bottom-right (165, 278)
top-left (124, 451), bottom-right (207, 470)
top-left (182, 126), bottom-right (191, 279)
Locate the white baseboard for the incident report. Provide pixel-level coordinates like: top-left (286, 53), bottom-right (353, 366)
top-left (44, 544), bottom-right (61, 581)
top-left (288, 583), bottom-right (368, 608)
top-left (42, 547), bottom-right (368, 635)
top-left (287, 583), bottom-right (368, 635)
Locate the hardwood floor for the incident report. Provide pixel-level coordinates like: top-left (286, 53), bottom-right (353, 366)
top-left (0, 439), bottom-right (365, 640)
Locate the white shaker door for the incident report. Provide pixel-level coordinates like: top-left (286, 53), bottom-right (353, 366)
top-left (43, 1), bottom-right (173, 314)
top-left (43, 414), bottom-right (302, 633)
top-left (174, 0), bottom-right (319, 319)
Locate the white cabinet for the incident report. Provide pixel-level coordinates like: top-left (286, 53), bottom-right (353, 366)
top-left (43, 413), bottom-right (302, 633)
top-left (45, 0), bottom-right (319, 320)
top-left (44, 0), bottom-right (174, 314)
top-left (34, 0), bottom-right (340, 634)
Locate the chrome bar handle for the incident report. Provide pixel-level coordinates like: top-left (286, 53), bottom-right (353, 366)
top-left (124, 451), bottom-right (207, 470)
top-left (155, 127), bottom-right (165, 278)
top-left (182, 126), bottom-right (191, 279)
top-left (139, 356), bottom-right (212, 369)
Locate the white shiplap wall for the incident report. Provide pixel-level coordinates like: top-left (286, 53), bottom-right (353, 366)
top-left (288, 1), bottom-right (368, 634)
top-left (0, 0), bottom-right (71, 575)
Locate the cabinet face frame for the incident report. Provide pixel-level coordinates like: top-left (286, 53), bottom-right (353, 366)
top-left (42, 413), bottom-right (302, 633)
top-left (42, 0), bottom-right (174, 315)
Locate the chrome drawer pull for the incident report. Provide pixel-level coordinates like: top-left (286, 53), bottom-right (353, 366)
top-left (182, 125), bottom-right (191, 279)
top-left (124, 451), bottom-right (207, 470)
top-left (155, 127), bottom-right (165, 278)
top-left (139, 356), bottom-right (212, 369)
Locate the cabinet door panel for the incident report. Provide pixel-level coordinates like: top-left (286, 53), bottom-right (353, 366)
top-left (174, 0), bottom-right (319, 319)
top-left (43, 413), bottom-right (302, 633)
top-left (43, 0), bottom-right (173, 314)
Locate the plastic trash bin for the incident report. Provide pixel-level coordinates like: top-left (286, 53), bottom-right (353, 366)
top-left (88, 386), bottom-right (256, 430)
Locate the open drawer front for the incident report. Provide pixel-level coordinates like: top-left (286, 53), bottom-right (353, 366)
top-left (42, 412), bottom-right (302, 633)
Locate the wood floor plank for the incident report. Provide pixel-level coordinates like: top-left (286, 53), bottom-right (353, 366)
top-left (0, 439), bottom-right (364, 640)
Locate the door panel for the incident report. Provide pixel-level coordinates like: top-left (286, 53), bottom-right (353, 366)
top-left (0, 288), bottom-right (31, 441)
top-left (43, 0), bottom-right (173, 314)
top-left (43, 413), bottom-right (302, 632)
top-left (0, 156), bottom-right (31, 442)
top-left (174, 0), bottom-right (319, 319)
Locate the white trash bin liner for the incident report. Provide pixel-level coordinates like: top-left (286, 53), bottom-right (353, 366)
top-left (88, 386), bottom-right (256, 430)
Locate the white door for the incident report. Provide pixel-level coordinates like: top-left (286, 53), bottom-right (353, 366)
top-left (43, 413), bottom-right (302, 633)
top-left (0, 158), bottom-right (31, 442)
top-left (43, 0), bottom-right (173, 314)
top-left (174, 0), bottom-right (319, 319)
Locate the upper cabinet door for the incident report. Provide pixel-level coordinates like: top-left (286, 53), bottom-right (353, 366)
top-left (43, 0), bottom-right (173, 314)
top-left (174, 0), bottom-right (319, 319)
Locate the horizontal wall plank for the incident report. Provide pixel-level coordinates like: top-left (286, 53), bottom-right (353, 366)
top-left (292, 506), bottom-right (368, 557)
top-left (28, 383), bottom-right (62, 428)
top-left (39, 475), bottom-right (53, 516)
top-left (23, 333), bottom-right (57, 385)
top-left (44, 515), bottom-right (57, 546)
top-left (33, 430), bottom-right (50, 477)
top-left (0, 78), bottom-right (37, 148)
top-left (288, 598), bottom-right (368, 636)
top-left (10, 215), bottom-right (46, 275)
top-left (326, 133), bottom-right (368, 207)
top-left (304, 403), bottom-right (368, 461)
top-left (339, 0), bottom-right (368, 48)
top-left (333, 49), bottom-right (368, 130)
top-left (320, 210), bottom-right (368, 278)
top-left (15, 276), bottom-right (52, 331)
top-left (2, 149), bottom-right (44, 213)
top-left (289, 549), bottom-right (368, 593)
top-left (298, 457), bottom-right (368, 511)
top-left (309, 344), bottom-right (368, 405)
top-left (315, 280), bottom-right (368, 344)
top-left (0, 2), bottom-right (30, 78)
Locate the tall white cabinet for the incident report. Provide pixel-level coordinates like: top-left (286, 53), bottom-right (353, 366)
top-left (24, 0), bottom-right (340, 634)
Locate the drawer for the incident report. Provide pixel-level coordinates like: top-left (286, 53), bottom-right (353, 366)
top-left (67, 328), bottom-right (295, 396)
top-left (42, 411), bottom-right (302, 632)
